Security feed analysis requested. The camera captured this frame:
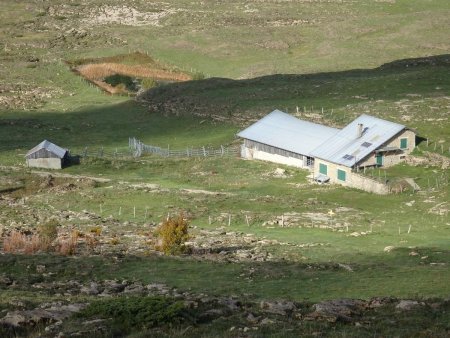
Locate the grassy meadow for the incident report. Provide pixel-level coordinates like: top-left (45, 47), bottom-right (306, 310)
top-left (0, 0), bottom-right (449, 336)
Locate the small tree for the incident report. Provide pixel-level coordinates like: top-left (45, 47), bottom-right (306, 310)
top-left (155, 214), bottom-right (189, 255)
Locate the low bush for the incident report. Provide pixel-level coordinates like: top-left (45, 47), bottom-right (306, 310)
top-left (192, 71), bottom-right (206, 80)
top-left (141, 77), bottom-right (158, 90)
top-left (38, 219), bottom-right (59, 242)
top-left (104, 74), bottom-right (138, 92)
top-left (78, 296), bottom-right (185, 333)
top-left (155, 214), bottom-right (190, 255)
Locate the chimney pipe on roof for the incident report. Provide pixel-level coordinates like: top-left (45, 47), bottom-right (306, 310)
top-left (357, 123), bottom-right (363, 138)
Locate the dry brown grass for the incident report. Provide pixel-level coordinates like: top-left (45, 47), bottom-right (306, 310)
top-left (56, 231), bottom-right (79, 256)
top-left (2, 231), bottom-right (51, 254)
top-left (77, 63), bottom-right (192, 82)
top-left (2, 229), bottom-right (83, 256)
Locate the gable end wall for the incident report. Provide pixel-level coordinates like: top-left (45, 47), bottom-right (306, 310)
top-left (358, 129), bottom-right (416, 167)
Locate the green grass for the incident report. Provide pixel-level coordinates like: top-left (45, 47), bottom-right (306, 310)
top-left (0, 0), bottom-right (449, 336)
top-left (0, 251), bottom-right (449, 302)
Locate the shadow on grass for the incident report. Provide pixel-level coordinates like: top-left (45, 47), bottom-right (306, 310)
top-left (0, 54), bottom-right (449, 156)
top-left (0, 245), bottom-right (448, 301)
top-left (0, 186), bottom-right (23, 194)
top-left (138, 54), bottom-right (450, 119)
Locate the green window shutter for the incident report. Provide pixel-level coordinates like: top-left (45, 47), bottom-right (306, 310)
top-left (376, 153), bottom-right (383, 166)
top-left (400, 138), bottom-right (408, 149)
top-left (337, 169), bottom-right (346, 181)
top-left (319, 163), bottom-right (327, 175)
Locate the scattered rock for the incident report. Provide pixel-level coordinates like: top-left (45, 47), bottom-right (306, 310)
top-left (384, 246), bottom-right (395, 253)
top-left (123, 282), bottom-right (145, 294)
top-left (260, 317), bottom-right (275, 325)
top-left (246, 312), bottom-right (259, 323)
top-left (80, 282), bottom-right (100, 295)
top-left (338, 263), bottom-right (353, 272)
top-left (199, 308), bottom-right (225, 321)
top-left (218, 298), bottom-right (242, 311)
top-left (260, 300), bottom-right (296, 316)
top-left (306, 299), bottom-right (366, 323)
top-left (0, 303), bottom-right (86, 328)
top-left (0, 275), bottom-right (13, 287)
top-left (101, 280), bottom-right (126, 295)
top-left (36, 265), bottom-right (46, 273)
top-left (396, 300), bottom-right (421, 311)
top-left (367, 297), bottom-right (396, 308)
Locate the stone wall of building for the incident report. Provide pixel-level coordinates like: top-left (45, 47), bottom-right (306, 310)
top-left (358, 129), bottom-right (416, 167)
top-left (26, 158), bottom-right (62, 169)
top-left (313, 160), bottom-right (389, 194)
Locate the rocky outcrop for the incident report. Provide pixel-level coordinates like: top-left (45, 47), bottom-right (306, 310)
top-left (306, 299), bottom-right (367, 323)
top-left (0, 303), bottom-right (86, 328)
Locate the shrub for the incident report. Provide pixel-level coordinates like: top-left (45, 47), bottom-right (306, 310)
top-left (78, 296), bottom-right (184, 333)
top-left (155, 214), bottom-right (190, 255)
top-left (141, 78), bottom-right (158, 90)
top-left (192, 72), bottom-right (205, 80)
top-left (89, 226), bottom-right (102, 236)
top-left (104, 74), bottom-right (138, 91)
top-left (38, 219), bottom-right (59, 242)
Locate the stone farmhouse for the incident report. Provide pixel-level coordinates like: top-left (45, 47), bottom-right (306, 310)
top-left (238, 110), bottom-right (416, 192)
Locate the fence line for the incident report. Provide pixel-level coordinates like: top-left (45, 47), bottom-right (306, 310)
top-left (69, 147), bottom-right (133, 160)
top-left (129, 137), bottom-right (239, 158)
top-left (55, 203), bottom-right (449, 232)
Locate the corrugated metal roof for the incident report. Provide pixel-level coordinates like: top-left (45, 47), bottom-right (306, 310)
top-left (310, 114), bottom-right (406, 167)
top-left (26, 140), bottom-right (67, 158)
top-left (237, 110), bottom-right (339, 156)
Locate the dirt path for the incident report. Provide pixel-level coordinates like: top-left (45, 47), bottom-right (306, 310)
top-left (0, 165), bottom-right (231, 195)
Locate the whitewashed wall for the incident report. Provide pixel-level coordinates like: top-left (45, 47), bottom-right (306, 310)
top-left (241, 146), bottom-right (309, 168)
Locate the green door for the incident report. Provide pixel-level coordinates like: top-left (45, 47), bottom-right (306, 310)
top-left (319, 163), bottom-right (328, 175)
top-left (376, 153), bottom-right (383, 166)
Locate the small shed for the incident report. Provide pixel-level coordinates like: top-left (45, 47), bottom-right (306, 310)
top-left (25, 140), bottom-right (68, 169)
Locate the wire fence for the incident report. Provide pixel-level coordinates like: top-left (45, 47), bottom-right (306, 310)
top-left (69, 147), bottom-right (133, 159)
top-left (416, 138), bottom-right (450, 157)
top-left (354, 166), bottom-right (449, 193)
top-left (129, 137), bottom-right (239, 158)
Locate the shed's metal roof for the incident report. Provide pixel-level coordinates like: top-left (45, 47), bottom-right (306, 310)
top-left (310, 114), bottom-right (406, 167)
top-left (26, 140), bottom-right (67, 158)
top-left (237, 110), bottom-right (339, 156)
